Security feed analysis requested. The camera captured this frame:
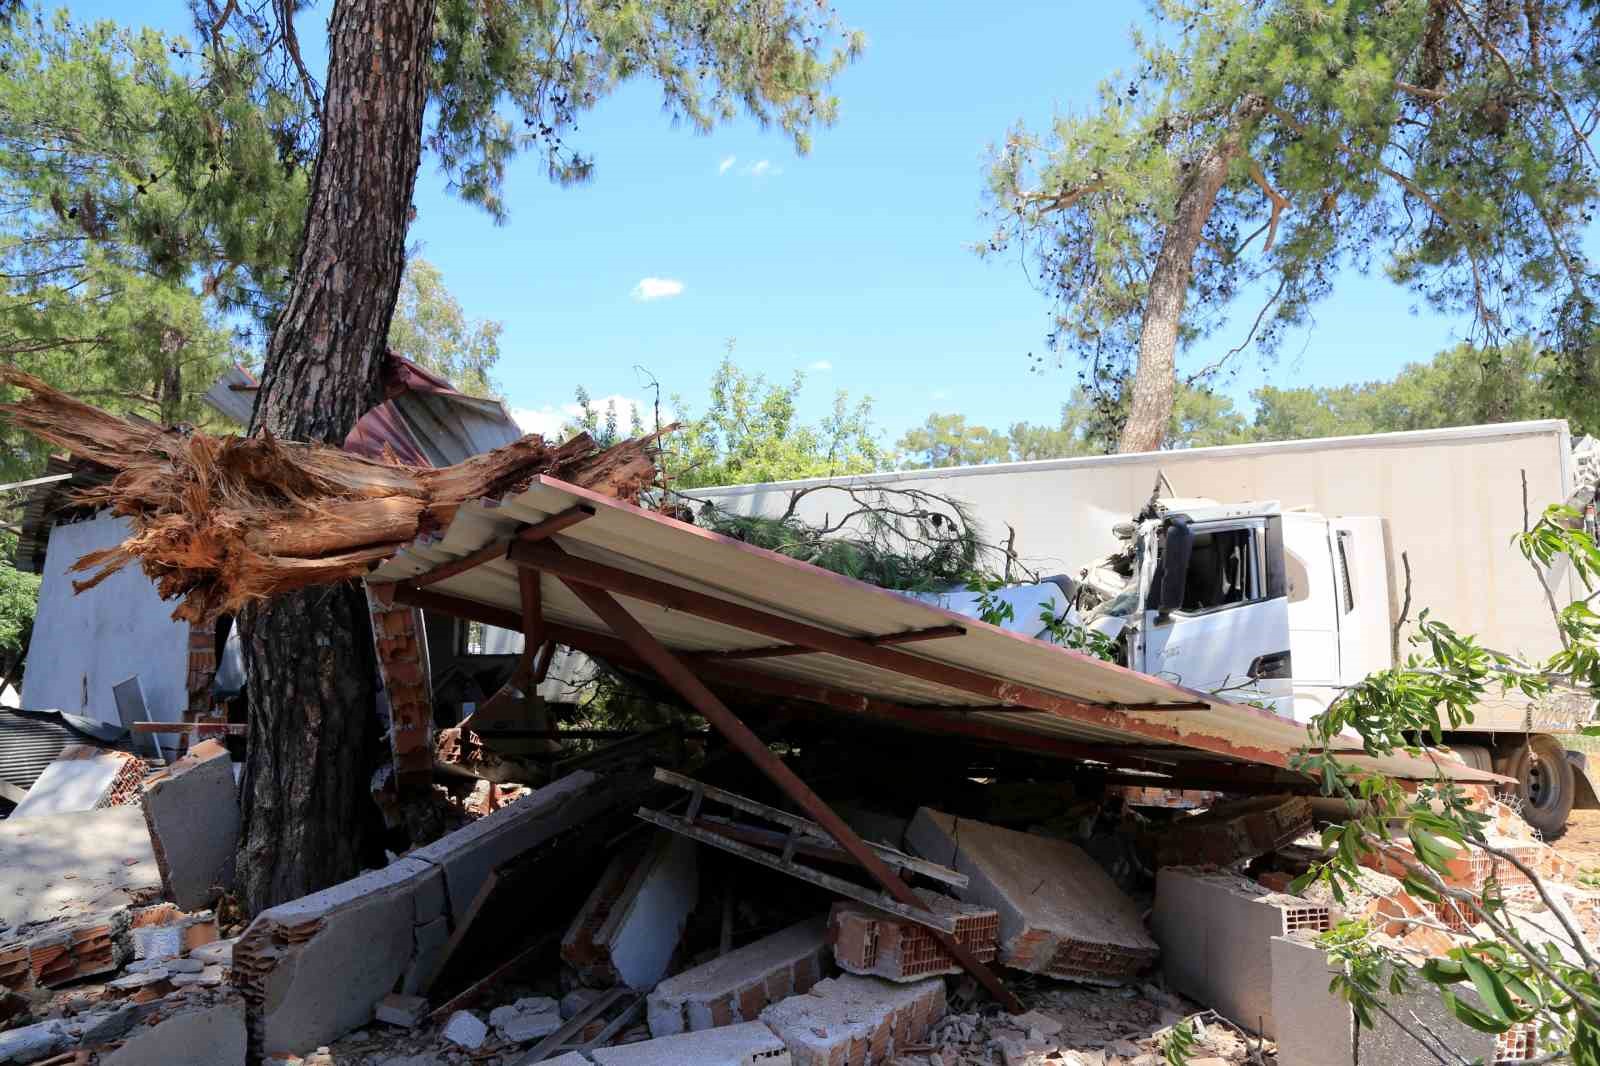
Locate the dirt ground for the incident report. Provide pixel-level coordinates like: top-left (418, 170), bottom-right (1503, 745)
top-left (1554, 808), bottom-right (1600, 875)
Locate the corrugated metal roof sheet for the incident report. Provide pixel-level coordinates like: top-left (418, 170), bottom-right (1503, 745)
top-left (0, 709), bottom-right (79, 796)
top-left (371, 476), bottom-right (1504, 785)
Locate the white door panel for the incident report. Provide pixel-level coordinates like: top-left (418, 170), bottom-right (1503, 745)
top-left (1142, 596), bottom-right (1293, 713)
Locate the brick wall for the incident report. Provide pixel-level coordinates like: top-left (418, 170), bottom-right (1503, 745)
top-left (370, 597), bottom-right (433, 786)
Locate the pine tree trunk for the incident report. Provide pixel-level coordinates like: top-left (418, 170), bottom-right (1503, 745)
top-left (1117, 100), bottom-right (1263, 454)
top-left (238, 0), bottom-right (437, 915)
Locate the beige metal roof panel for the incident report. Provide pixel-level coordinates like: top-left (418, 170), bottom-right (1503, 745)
top-left (371, 476), bottom-right (1506, 784)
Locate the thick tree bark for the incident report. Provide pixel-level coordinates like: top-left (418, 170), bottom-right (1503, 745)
top-left (239, 0), bottom-right (438, 914)
top-left (1117, 100), bottom-right (1264, 454)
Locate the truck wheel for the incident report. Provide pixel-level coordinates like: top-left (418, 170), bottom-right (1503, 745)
top-left (1507, 736), bottom-right (1575, 838)
top-left (1453, 745), bottom-right (1494, 773)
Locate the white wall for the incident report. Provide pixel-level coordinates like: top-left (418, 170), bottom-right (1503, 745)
top-left (22, 513), bottom-right (191, 726)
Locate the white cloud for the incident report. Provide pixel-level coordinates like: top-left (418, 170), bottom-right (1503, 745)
top-left (631, 277), bottom-right (685, 302)
top-left (806, 360), bottom-right (833, 372)
top-left (718, 155), bottom-right (736, 175)
top-left (511, 394), bottom-right (667, 441)
top-left (742, 159), bottom-right (780, 178)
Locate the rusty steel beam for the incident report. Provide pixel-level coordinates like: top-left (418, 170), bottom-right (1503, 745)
top-left (555, 573), bottom-right (1023, 1013)
top-left (408, 504), bottom-right (594, 589)
top-left (385, 582), bottom-right (1178, 773)
top-left (511, 540), bottom-right (1212, 722)
top-left (516, 567), bottom-right (544, 679)
top-left (694, 624), bottom-right (967, 663)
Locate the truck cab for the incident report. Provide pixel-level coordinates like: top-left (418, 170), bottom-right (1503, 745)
top-left (1129, 501), bottom-right (1391, 723)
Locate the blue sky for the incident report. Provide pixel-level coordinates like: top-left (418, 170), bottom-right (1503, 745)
top-left (69, 1), bottom-right (1592, 445)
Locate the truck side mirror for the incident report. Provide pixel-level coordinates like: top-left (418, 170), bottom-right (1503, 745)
top-left (1154, 515), bottom-right (1193, 616)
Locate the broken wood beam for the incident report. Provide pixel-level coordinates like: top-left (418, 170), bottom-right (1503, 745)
top-left (131, 721), bottom-right (248, 735)
top-left (553, 563), bottom-right (1021, 1012)
top-left (694, 623), bottom-right (967, 663)
top-left (409, 505), bottom-right (595, 590)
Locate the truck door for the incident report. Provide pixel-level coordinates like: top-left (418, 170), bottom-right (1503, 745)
top-left (1140, 516), bottom-right (1293, 714)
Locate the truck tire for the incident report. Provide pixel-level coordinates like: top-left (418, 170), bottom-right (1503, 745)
top-left (1507, 735), bottom-right (1575, 838)
top-left (1453, 745), bottom-right (1494, 773)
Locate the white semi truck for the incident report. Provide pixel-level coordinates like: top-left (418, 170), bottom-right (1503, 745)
top-left (692, 421), bottom-right (1600, 834)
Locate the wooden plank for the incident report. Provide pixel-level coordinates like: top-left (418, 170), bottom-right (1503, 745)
top-left (0, 780), bottom-right (27, 804)
top-left (423, 869), bottom-right (501, 996)
top-left (694, 623), bottom-right (967, 662)
top-left (512, 987), bottom-right (628, 1064)
top-left (131, 722), bottom-right (247, 735)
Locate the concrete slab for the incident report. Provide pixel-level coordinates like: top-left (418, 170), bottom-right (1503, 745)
top-left (647, 915), bottom-right (829, 1036)
top-left (0, 1019), bottom-right (69, 1064)
top-left (100, 993), bottom-right (247, 1066)
top-left (760, 974), bottom-right (944, 1066)
top-left (9, 748), bottom-right (143, 819)
top-left (1151, 868), bottom-right (1330, 1038)
top-left (590, 1020), bottom-right (792, 1066)
top-left (234, 857), bottom-right (435, 1056)
top-left (1269, 933), bottom-right (1498, 1066)
top-left (409, 770), bottom-right (604, 926)
top-left (605, 831), bottom-right (698, 991)
top-left (905, 807), bottom-right (1157, 984)
top-left (1146, 795), bottom-right (1312, 868)
top-left (140, 740), bottom-right (238, 910)
top-left (0, 806), bottom-right (161, 930)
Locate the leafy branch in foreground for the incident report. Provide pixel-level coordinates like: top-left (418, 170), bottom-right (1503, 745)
top-left (1286, 503), bottom-right (1600, 1064)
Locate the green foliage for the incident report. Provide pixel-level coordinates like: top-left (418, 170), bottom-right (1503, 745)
top-left (697, 486), bottom-right (988, 593)
top-left (1159, 1017), bottom-right (1197, 1066)
top-left (387, 258), bottom-right (503, 398)
top-left (429, 0), bottom-right (864, 220)
top-left (984, 1), bottom-right (1599, 440)
top-left (0, 533), bottom-right (39, 684)
top-left (662, 354), bottom-right (884, 489)
top-left (0, 7), bottom-right (311, 478)
top-left (1288, 502), bottom-right (1600, 1060)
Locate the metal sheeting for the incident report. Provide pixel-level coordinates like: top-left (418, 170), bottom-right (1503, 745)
top-left (370, 477), bottom-right (1505, 786)
top-left (0, 709), bottom-right (81, 798)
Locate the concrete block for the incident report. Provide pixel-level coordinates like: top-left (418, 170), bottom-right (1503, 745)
top-left (409, 770), bottom-right (603, 926)
top-left (0, 1019), bottom-right (68, 1064)
top-left (0, 806), bottom-right (161, 931)
top-left (374, 993), bottom-right (428, 1028)
top-left (140, 740), bottom-right (238, 910)
top-left (399, 915), bottom-right (451, 996)
top-left (1151, 868), bottom-right (1330, 1038)
top-left (830, 890), bottom-right (999, 982)
top-left (0, 907), bottom-right (131, 991)
top-left (647, 915), bottom-right (829, 1037)
top-left (565, 830), bottom-right (698, 991)
top-left (490, 996), bottom-right (562, 1042)
top-left (760, 974), bottom-right (944, 1066)
top-left (541, 1056), bottom-right (593, 1066)
top-left (906, 807), bottom-right (1157, 984)
top-left (9, 748), bottom-right (144, 819)
top-left (100, 994), bottom-right (247, 1066)
top-left (1270, 933), bottom-right (1498, 1066)
top-left (1146, 795), bottom-right (1312, 868)
top-left (590, 1020), bottom-right (792, 1066)
top-left (233, 857), bottom-right (435, 1056)
top-left (442, 1010), bottom-right (488, 1049)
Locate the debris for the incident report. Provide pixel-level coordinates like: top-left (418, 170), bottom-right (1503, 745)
top-left (0, 1020), bottom-right (69, 1065)
top-left (829, 890), bottom-right (999, 982)
top-left (234, 771), bottom-right (612, 1056)
top-left (128, 904), bottom-right (216, 962)
top-left (0, 368), bottom-right (663, 623)
top-left (441, 1010), bottom-right (488, 1050)
top-left (0, 807), bottom-right (161, 932)
top-left (139, 739), bottom-right (238, 910)
top-left (562, 831), bottom-right (698, 991)
top-left (759, 973), bottom-right (945, 1066)
top-left (488, 996), bottom-right (562, 1042)
top-left (1145, 795), bottom-right (1313, 869)
top-left (905, 807), bottom-right (1158, 984)
top-left (98, 992), bottom-right (247, 1066)
top-left (1151, 867), bottom-right (1330, 1039)
top-left (0, 909), bottom-right (130, 991)
top-left (588, 1020), bottom-right (792, 1066)
top-left (373, 994), bottom-right (428, 1029)
top-left (188, 938), bottom-right (236, 967)
top-left (646, 915), bottom-right (829, 1037)
top-left (7, 747), bottom-right (145, 820)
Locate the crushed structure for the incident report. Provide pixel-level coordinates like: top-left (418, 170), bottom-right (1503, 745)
top-left (588, 1020), bottom-right (792, 1066)
top-left (1145, 794), bottom-right (1313, 868)
top-left (828, 890), bottom-right (998, 982)
top-left (906, 807), bottom-right (1158, 984)
top-left (139, 740), bottom-right (238, 911)
top-left (646, 915), bottom-right (828, 1037)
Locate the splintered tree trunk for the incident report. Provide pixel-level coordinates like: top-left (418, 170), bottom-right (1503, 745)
top-left (1117, 106), bottom-right (1260, 455)
top-left (238, 0), bottom-right (437, 914)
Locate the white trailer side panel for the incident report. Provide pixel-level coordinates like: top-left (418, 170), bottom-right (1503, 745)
top-left (691, 422), bottom-right (1574, 683)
